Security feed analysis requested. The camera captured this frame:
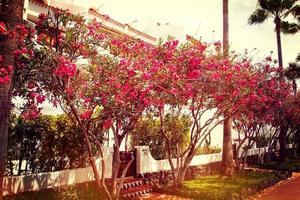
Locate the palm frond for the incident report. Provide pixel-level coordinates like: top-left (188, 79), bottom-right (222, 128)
top-left (248, 9), bottom-right (269, 24)
top-left (258, 0), bottom-right (270, 10)
top-left (282, 0), bottom-right (298, 11)
top-left (259, 0), bottom-right (282, 13)
top-left (285, 62), bottom-right (300, 80)
top-left (282, 3), bottom-right (300, 18)
top-left (296, 53), bottom-right (300, 62)
top-left (280, 20), bottom-right (299, 34)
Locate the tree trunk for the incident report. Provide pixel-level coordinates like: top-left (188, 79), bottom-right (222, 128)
top-left (222, 0), bottom-right (229, 58)
top-left (0, 1), bottom-right (24, 199)
top-left (220, 117), bottom-right (234, 176)
top-left (220, 0), bottom-right (234, 177)
top-left (292, 79), bottom-right (297, 96)
top-left (68, 102), bottom-right (112, 200)
top-left (279, 125), bottom-right (287, 163)
top-left (275, 17), bottom-right (283, 69)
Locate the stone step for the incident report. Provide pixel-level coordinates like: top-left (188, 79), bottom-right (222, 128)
top-left (121, 184), bottom-right (153, 199)
top-left (106, 177), bottom-right (142, 185)
top-left (121, 180), bottom-right (143, 189)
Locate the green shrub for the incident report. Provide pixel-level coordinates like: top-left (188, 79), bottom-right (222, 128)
top-left (256, 158), bottom-right (300, 172)
top-left (130, 113), bottom-right (191, 160)
top-left (196, 145), bottom-right (222, 155)
top-left (6, 115), bottom-right (92, 175)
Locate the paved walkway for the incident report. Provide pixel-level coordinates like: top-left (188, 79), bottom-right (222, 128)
top-left (138, 193), bottom-right (191, 200)
top-left (250, 173), bottom-right (300, 200)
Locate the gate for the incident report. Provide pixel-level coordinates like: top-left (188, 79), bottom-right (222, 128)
top-left (117, 150), bottom-right (136, 177)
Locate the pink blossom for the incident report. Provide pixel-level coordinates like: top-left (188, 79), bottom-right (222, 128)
top-left (54, 57), bottom-right (77, 78)
top-left (103, 119), bottom-right (113, 130)
top-left (36, 95), bottom-right (46, 104)
top-left (142, 72), bottom-right (151, 80)
top-left (29, 92), bottom-right (37, 99)
top-left (27, 81), bottom-right (36, 89)
top-left (187, 70), bottom-right (201, 79)
top-left (80, 110), bottom-right (92, 120)
top-left (128, 69), bottom-right (136, 77)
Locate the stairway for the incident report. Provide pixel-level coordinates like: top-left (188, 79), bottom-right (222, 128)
top-left (120, 177), bottom-right (152, 199)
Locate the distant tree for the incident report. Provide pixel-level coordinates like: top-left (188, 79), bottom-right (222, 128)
top-left (248, 0), bottom-right (300, 69)
top-left (130, 113), bottom-right (190, 160)
top-left (285, 61), bottom-right (300, 95)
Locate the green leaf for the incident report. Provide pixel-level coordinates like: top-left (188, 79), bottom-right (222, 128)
top-left (248, 9), bottom-right (269, 25)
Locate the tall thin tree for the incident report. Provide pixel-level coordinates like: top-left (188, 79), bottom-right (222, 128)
top-left (248, 0), bottom-right (299, 69)
top-left (0, 1), bottom-right (25, 199)
top-left (220, 0), bottom-right (234, 177)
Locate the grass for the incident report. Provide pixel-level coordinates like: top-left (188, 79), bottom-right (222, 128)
top-left (156, 171), bottom-right (288, 200)
top-left (183, 171), bottom-right (276, 193)
top-left (4, 181), bottom-right (106, 200)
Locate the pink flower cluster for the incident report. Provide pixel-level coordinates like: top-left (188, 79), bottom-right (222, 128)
top-left (0, 56), bottom-right (12, 84)
top-left (80, 110), bottom-right (92, 120)
top-left (37, 13), bottom-right (47, 24)
top-left (54, 57), bottom-right (77, 78)
top-left (22, 105), bottom-right (41, 120)
top-left (103, 119), bottom-right (113, 130)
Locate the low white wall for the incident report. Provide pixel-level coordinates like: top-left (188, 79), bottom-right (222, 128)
top-left (135, 145), bottom-right (292, 174)
top-left (135, 146), bottom-right (223, 174)
top-left (2, 144), bottom-right (293, 196)
top-left (2, 147), bottom-right (113, 196)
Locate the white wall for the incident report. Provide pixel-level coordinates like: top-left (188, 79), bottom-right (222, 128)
top-left (135, 145), bottom-right (286, 174)
top-left (2, 147), bottom-right (113, 196)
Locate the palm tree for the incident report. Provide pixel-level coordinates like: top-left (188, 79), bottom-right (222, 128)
top-left (220, 0), bottom-right (234, 177)
top-left (285, 61), bottom-right (300, 95)
top-left (0, 1), bottom-right (25, 199)
top-left (248, 0), bottom-right (300, 69)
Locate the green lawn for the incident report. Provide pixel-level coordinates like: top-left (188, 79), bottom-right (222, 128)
top-left (4, 182), bottom-right (105, 200)
top-left (183, 171), bottom-right (275, 193)
top-left (157, 171), bottom-right (286, 200)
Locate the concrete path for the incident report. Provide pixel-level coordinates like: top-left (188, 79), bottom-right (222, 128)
top-left (138, 193), bottom-right (191, 200)
top-left (250, 173), bottom-right (300, 200)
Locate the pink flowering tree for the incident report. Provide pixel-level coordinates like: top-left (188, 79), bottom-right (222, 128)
top-left (232, 61), bottom-right (293, 169)
top-left (21, 10), bottom-right (158, 200)
top-left (143, 38), bottom-right (264, 186)
top-left (0, 10), bottom-right (113, 199)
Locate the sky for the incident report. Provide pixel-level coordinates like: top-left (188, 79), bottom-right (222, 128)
top-left (66, 0), bottom-right (300, 67)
